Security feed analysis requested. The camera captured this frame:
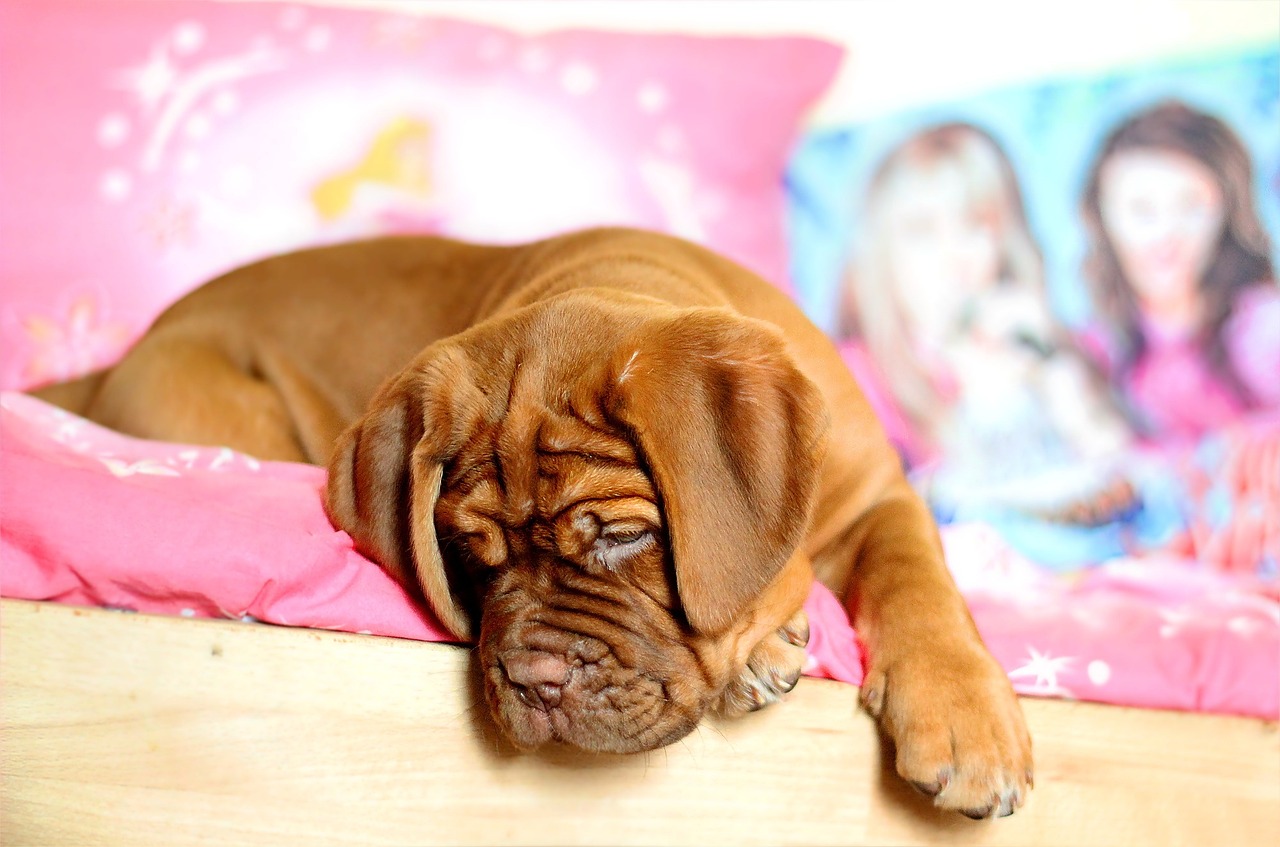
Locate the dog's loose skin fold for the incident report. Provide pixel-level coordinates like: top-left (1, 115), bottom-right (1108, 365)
top-left (31, 227), bottom-right (1032, 819)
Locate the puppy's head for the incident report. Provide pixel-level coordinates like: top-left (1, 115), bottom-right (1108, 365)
top-left (325, 291), bottom-right (828, 753)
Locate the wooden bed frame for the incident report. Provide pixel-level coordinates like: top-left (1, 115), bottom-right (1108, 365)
top-left (2, 598), bottom-right (1276, 846)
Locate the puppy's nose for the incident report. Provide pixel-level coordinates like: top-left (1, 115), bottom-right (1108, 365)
top-left (500, 649), bottom-right (571, 711)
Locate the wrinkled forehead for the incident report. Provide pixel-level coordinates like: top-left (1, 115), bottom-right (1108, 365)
top-left (444, 394), bottom-right (658, 530)
top-left (435, 291), bottom-right (671, 526)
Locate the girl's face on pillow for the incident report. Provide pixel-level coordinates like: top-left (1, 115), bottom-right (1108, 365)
top-left (1099, 149), bottom-right (1226, 318)
top-left (881, 164), bottom-right (1001, 343)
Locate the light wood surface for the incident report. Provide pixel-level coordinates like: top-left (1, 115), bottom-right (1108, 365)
top-left (2, 598), bottom-right (1277, 846)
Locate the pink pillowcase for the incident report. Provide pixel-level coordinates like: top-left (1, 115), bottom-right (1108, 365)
top-left (0, 0), bottom-right (841, 390)
top-left (0, 392), bottom-right (865, 685)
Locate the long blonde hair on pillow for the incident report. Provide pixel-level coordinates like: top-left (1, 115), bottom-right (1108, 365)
top-left (839, 122), bottom-right (1046, 438)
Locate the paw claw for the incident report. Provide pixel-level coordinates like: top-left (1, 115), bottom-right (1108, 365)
top-left (780, 614), bottom-right (810, 647)
top-left (775, 668), bottom-right (801, 693)
top-left (911, 780), bottom-right (942, 798)
top-left (859, 685), bottom-right (883, 717)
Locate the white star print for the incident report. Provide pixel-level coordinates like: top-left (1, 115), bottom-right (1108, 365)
top-left (1157, 607), bottom-right (1194, 639)
top-left (113, 45), bottom-right (180, 113)
top-left (99, 457), bottom-right (181, 478)
top-left (1007, 646), bottom-right (1075, 690)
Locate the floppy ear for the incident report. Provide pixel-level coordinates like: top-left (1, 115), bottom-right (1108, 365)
top-left (606, 309), bottom-right (830, 633)
top-left (324, 356), bottom-right (476, 640)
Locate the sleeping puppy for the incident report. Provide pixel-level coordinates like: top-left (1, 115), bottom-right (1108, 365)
top-left (32, 228), bottom-right (1032, 818)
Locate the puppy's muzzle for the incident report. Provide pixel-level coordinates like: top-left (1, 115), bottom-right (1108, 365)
top-left (482, 621), bottom-right (699, 754)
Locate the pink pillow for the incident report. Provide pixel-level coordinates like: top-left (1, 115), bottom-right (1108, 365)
top-left (0, 0), bottom-right (841, 389)
top-left (0, 392), bottom-right (865, 685)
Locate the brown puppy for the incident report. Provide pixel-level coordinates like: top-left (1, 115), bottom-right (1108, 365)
top-left (33, 228), bottom-right (1032, 818)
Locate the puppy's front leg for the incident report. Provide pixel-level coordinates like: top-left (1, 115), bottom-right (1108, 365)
top-left (846, 489), bottom-right (1033, 819)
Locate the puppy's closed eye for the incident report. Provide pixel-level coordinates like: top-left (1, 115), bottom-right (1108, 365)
top-left (594, 525), bottom-right (656, 569)
top-left (601, 526), bottom-right (651, 547)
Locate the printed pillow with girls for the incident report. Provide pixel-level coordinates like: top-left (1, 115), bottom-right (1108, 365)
top-left (786, 47), bottom-right (1279, 578)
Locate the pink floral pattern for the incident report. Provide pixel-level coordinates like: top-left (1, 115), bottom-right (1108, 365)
top-left (14, 294), bottom-right (134, 386)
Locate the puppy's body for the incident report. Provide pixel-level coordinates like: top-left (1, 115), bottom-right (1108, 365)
top-left (72, 231), bottom-right (889, 586)
top-left (35, 228), bottom-right (1031, 818)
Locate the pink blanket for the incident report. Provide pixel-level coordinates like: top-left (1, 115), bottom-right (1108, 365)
top-left (2, 392), bottom-right (1275, 718)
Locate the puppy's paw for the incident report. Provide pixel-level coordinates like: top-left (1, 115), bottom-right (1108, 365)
top-left (862, 645), bottom-right (1033, 819)
top-left (716, 611), bottom-right (810, 716)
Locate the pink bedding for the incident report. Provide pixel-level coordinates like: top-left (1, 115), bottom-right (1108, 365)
top-left (3, 392), bottom-right (1275, 719)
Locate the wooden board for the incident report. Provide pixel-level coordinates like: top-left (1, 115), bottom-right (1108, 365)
top-left (2, 598), bottom-right (1277, 846)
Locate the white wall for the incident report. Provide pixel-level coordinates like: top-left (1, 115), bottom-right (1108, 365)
top-left (231, 0), bottom-right (1280, 124)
